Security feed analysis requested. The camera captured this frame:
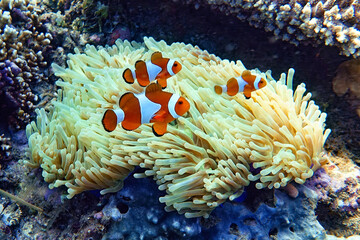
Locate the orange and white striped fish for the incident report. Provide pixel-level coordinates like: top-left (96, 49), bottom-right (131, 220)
top-left (214, 70), bottom-right (267, 99)
top-left (122, 52), bottom-right (182, 89)
top-left (102, 83), bottom-right (190, 136)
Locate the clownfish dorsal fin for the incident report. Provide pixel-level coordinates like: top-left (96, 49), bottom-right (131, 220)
top-left (145, 82), bottom-right (163, 95)
top-left (241, 70), bottom-right (252, 77)
top-left (135, 60), bottom-right (146, 71)
top-left (119, 92), bottom-right (136, 109)
top-left (151, 52), bottom-right (163, 62)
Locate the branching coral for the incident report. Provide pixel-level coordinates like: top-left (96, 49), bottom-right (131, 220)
top-left (25, 37), bottom-right (330, 218)
top-left (0, 0), bottom-right (52, 129)
top-left (187, 0), bottom-right (360, 57)
top-left (0, 134), bottom-right (12, 161)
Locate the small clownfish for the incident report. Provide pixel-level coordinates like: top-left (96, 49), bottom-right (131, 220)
top-left (102, 82), bottom-right (190, 136)
top-left (214, 70), bottom-right (267, 99)
top-left (122, 52), bottom-right (182, 89)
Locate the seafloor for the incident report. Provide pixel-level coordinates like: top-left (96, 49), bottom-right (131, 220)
top-left (0, 0), bottom-right (360, 239)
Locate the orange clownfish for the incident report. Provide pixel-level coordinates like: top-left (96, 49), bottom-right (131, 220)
top-left (122, 52), bottom-right (182, 89)
top-left (214, 70), bottom-right (267, 99)
top-left (102, 83), bottom-right (190, 136)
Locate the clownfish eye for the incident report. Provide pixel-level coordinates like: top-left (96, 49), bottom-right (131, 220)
top-left (178, 100), bottom-right (183, 104)
top-left (174, 63), bottom-right (178, 67)
top-left (260, 80), bottom-right (264, 84)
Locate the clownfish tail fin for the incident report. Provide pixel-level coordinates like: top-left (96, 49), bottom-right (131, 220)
top-left (123, 68), bottom-right (134, 84)
top-left (102, 109), bottom-right (124, 132)
top-left (214, 85), bottom-right (223, 95)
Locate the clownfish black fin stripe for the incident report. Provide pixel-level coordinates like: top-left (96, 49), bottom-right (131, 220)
top-left (152, 122), bottom-right (167, 137)
top-left (123, 68), bottom-right (134, 84)
top-left (157, 78), bottom-right (167, 89)
top-left (151, 52), bottom-right (163, 62)
top-left (134, 60), bottom-right (149, 87)
top-left (135, 60), bottom-right (146, 68)
top-left (214, 70), bottom-right (267, 98)
top-left (102, 110), bottom-right (118, 132)
top-left (102, 81), bottom-right (190, 136)
top-left (122, 52), bottom-right (182, 89)
top-left (119, 92), bottom-right (136, 108)
top-left (121, 121), bottom-right (140, 131)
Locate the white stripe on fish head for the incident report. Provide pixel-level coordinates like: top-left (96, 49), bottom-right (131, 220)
top-left (136, 92), bottom-right (161, 124)
top-left (236, 76), bottom-right (248, 93)
top-left (254, 76), bottom-right (262, 90)
top-left (167, 59), bottom-right (175, 76)
top-left (146, 61), bottom-right (162, 82)
top-left (168, 93), bottom-right (181, 119)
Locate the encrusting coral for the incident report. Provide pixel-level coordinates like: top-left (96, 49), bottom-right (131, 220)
top-left (25, 37), bottom-right (330, 218)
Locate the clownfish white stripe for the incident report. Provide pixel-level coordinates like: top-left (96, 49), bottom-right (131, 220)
top-left (114, 109), bottom-right (125, 124)
top-left (167, 59), bottom-right (175, 76)
top-left (137, 92), bottom-right (161, 124)
top-left (254, 76), bottom-right (262, 90)
top-left (236, 76), bottom-right (248, 93)
top-left (168, 93), bottom-right (181, 119)
top-left (130, 69), bottom-right (136, 80)
top-left (221, 85), bottom-right (227, 93)
top-left (146, 61), bottom-right (162, 81)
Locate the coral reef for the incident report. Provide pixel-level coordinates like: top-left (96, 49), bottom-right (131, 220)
top-left (187, 0), bottom-right (360, 57)
top-left (25, 37), bottom-right (330, 218)
top-left (207, 185), bottom-right (326, 240)
top-left (332, 59), bottom-right (360, 117)
top-left (0, 0), bottom-right (52, 129)
top-left (102, 176), bottom-right (201, 240)
top-left (0, 134), bottom-right (11, 161)
top-left (102, 174), bottom-right (326, 240)
top-left (306, 153), bottom-right (360, 237)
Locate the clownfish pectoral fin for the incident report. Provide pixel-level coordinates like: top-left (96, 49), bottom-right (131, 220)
top-left (152, 122), bottom-right (168, 137)
top-left (102, 109), bottom-right (120, 132)
top-left (134, 60), bottom-right (149, 87)
top-left (123, 68), bottom-right (134, 84)
top-left (119, 92), bottom-right (136, 109)
top-left (151, 52), bottom-right (163, 62)
top-left (241, 70), bottom-right (252, 77)
top-left (244, 91), bottom-right (251, 99)
top-left (157, 78), bottom-right (167, 89)
top-left (145, 82), bottom-right (163, 95)
top-left (152, 110), bottom-right (167, 122)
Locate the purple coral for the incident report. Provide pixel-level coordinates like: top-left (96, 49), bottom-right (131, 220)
top-left (0, 60), bottom-right (22, 85)
top-left (304, 168), bottom-right (331, 201)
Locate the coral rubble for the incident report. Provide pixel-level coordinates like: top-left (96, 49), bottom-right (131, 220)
top-left (25, 37), bottom-right (330, 218)
top-left (187, 0), bottom-right (360, 57)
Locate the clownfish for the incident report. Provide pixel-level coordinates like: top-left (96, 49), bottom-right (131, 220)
top-left (122, 52), bottom-right (182, 89)
top-left (214, 70), bottom-right (267, 99)
top-left (102, 83), bottom-right (190, 136)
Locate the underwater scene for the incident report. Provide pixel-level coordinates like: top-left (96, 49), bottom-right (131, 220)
top-left (1, 0), bottom-right (360, 239)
